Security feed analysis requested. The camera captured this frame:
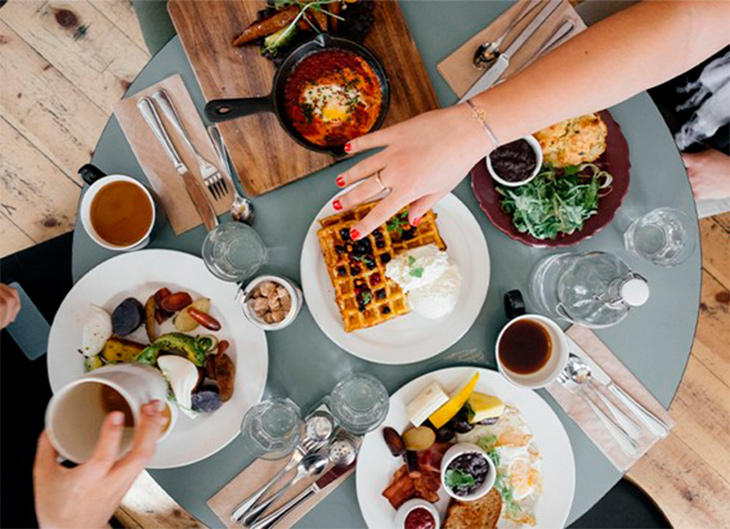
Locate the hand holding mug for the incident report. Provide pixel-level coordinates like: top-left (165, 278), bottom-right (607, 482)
top-left (33, 401), bottom-right (167, 529)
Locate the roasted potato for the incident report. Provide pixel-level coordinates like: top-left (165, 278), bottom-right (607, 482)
top-left (144, 295), bottom-right (157, 342)
top-left (102, 337), bottom-right (147, 364)
top-left (214, 353), bottom-right (235, 402)
top-left (173, 298), bottom-right (211, 332)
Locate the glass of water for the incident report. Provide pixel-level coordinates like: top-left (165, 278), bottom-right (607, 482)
top-left (327, 373), bottom-right (389, 434)
top-left (624, 207), bottom-right (696, 267)
top-left (240, 398), bottom-right (302, 460)
top-left (202, 222), bottom-right (267, 282)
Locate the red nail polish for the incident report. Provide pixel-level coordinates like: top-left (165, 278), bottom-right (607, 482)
top-left (413, 216), bottom-right (422, 227)
top-left (350, 228), bottom-right (360, 240)
top-left (344, 143), bottom-right (351, 153)
top-left (333, 199), bottom-right (342, 211)
top-left (336, 176), bottom-right (345, 187)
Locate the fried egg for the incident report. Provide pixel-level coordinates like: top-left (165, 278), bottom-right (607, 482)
top-left (457, 405), bottom-right (542, 526)
top-left (302, 83), bottom-right (361, 123)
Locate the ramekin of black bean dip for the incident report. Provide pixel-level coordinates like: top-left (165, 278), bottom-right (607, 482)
top-left (440, 442), bottom-right (496, 501)
top-left (487, 135), bottom-right (543, 187)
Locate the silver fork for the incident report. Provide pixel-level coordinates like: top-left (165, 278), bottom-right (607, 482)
top-left (558, 369), bottom-right (639, 455)
top-left (151, 89), bottom-right (228, 200)
top-left (230, 435), bottom-right (322, 524)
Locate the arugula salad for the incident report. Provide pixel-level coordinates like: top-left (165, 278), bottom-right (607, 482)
top-left (497, 163), bottom-right (613, 240)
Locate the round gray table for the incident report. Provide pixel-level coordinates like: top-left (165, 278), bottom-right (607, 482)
top-left (72, 2), bottom-right (701, 527)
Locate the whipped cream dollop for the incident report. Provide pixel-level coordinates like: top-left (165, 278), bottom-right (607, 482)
top-left (385, 244), bottom-right (462, 319)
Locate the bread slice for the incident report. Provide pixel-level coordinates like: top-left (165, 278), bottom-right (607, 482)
top-left (443, 488), bottom-right (503, 529)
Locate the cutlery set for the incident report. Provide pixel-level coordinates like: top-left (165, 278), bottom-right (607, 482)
top-left (461, 0), bottom-right (575, 102)
top-left (137, 89), bottom-right (254, 232)
top-left (231, 409), bottom-right (359, 529)
top-left (558, 339), bottom-right (670, 456)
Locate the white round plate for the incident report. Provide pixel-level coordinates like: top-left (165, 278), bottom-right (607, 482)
top-left (47, 249), bottom-right (268, 469)
top-left (301, 192), bottom-right (490, 364)
top-left (356, 367), bottom-right (575, 529)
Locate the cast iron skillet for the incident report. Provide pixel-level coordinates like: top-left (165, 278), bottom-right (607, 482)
top-left (204, 33), bottom-right (390, 157)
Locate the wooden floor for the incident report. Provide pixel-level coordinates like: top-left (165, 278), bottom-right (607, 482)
top-left (1, 1), bottom-right (728, 527)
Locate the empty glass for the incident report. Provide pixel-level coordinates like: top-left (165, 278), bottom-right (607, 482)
top-left (623, 207), bottom-right (695, 267)
top-left (202, 222), bottom-right (267, 282)
top-left (327, 373), bottom-right (389, 435)
top-left (240, 398), bottom-right (302, 460)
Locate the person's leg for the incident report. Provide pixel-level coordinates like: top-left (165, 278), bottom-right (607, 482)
top-left (132, 0), bottom-right (177, 56)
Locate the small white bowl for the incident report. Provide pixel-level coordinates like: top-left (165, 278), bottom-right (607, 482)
top-left (440, 442), bottom-right (496, 501)
top-left (240, 275), bottom-right (303, 331)
top-left (394, 498), bottom-right (440, 529)
top-left (486, 135), bottom-right (543, 187)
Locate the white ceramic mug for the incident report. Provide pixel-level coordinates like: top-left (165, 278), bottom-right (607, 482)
top-left (78, 164), bottom-right (157, 251)
top-left (496, 314), bottom-right (569, 389)
top-left (45, 364), bottom-right (167, 463)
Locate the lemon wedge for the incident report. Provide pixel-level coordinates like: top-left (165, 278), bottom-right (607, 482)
top-left (428, 372), bottom-right (479, 428)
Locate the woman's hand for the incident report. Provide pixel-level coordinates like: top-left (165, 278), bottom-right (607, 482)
top-left (334, 104), bottom-right (493, 239)
top-left (0, 283), bottom-right (21, 330)
top-left (682, 148), bottom-right (730, 201)
top-left (33, 401), bottom-right (167, 529)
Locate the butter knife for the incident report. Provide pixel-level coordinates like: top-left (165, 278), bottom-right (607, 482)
top-left (249, 462), bottom-right (355, 529)
top-left (137, 97), bottom-right (219, 231)
top-left (567, 337), bottom-right (670, 439)
top-left (460, 0), bottom-right (562, 101)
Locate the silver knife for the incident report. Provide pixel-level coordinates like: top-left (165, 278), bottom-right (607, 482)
top-left (567, 337), bottom-right (670, 439)
top-left (460, 0), bottom-right (563, 102)
top-left (137, 97), bottom-right (219, 231)
top-left (249, 462), bottom-right (355, 529)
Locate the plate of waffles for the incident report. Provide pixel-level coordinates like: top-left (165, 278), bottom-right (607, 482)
top-left (301, 190), bottom-right (490, 364)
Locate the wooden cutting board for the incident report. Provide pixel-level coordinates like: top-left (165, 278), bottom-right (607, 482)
top-left (168, 0), bottom-right (438, 196)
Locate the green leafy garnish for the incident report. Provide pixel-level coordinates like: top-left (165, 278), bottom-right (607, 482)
top-left (407, 255), bottom-right (416, 266)
top-left (497, 163), bottom-right (613, 240)
top-left (361, 291), bottom-right (372, 305)
top-left (386, 211), bottom-right (410, 236)
top-left (444, 469), bottom-right (475, 490)
top-left (409, 267), bottom-right (424, 278)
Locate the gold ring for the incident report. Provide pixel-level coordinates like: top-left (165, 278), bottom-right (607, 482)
top-left (374, 172), bottom-right (388, 192)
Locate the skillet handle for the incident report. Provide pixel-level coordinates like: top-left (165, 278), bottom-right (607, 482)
top-left (204, 97), bottom-right (272, 122)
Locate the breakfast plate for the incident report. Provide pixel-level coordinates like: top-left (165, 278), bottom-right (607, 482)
top-left (472, 111), bottom-right (630, 247)
top-left (47, 249), bottom-right (268, 468)
top-left (301, 191), bottom-right (490, 364)
top-left (356, 367), bottom-right (575, 529)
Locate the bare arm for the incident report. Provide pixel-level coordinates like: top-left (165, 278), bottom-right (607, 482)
top-left (337, 0), bottom-right (730, 238)
top-left (476, 0), bottom-right (730, 145)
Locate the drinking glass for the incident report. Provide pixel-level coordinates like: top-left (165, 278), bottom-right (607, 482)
top-left (623, 207), bottom-right (696, 267)
top-left (327, 373), bottom-right (389, 434)
top-left (240, 398), bottom-right (302, 460)
top-left (202, 222), bottom-right (267, 282)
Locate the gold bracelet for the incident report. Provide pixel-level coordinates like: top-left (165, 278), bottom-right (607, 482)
top-left (465, 99), bottom-right (500, 149)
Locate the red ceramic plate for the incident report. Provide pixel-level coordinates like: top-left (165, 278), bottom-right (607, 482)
top-left (471, 111), bottom-right (631, 247)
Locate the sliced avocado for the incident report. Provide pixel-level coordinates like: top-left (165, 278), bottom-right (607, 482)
top-left (264, 26), bottom-right (296, 56)
top-left (135, 333), bottom-right (211, 367)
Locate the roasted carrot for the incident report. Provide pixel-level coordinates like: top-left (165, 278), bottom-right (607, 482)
top-left (231, 6), bottom-right (300, 47)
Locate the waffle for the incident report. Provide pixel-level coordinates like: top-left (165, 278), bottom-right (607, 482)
top-left (317, 202), bottom-right (447, 332)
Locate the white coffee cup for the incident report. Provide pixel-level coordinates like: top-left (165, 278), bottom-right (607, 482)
top-left (79, 166), bottom-right (157, 251)
top-left (45, 364), bottom-right (167, 463)
top-left (495, 314), bottom-right (569, 389)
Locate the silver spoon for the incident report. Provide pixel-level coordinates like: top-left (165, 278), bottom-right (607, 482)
top-left (473, 0), bottom-right (542, 69)
top-left (567, 355), bottom-right (642, 439)
top-left (231, 412), bottom-right (334, 523)
top-left (207, 124), bottom-right (255, 225)
top-left (241, 453), bottom-right (328, 527)
top-left (251, 436), bottom-right (358, 529)
top-left (560, 358), bottom-right (639, 455)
